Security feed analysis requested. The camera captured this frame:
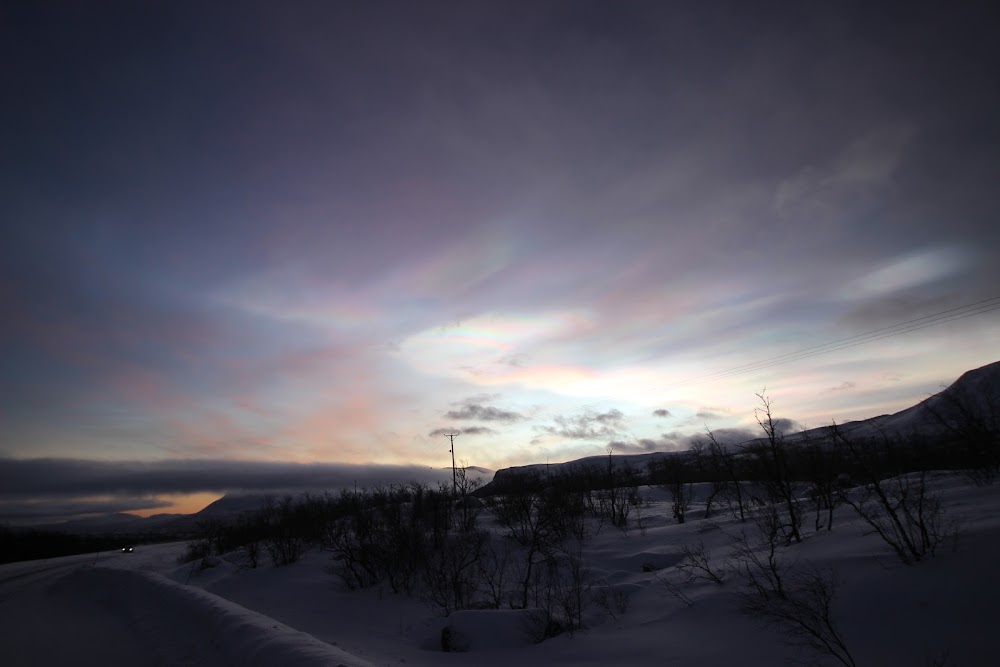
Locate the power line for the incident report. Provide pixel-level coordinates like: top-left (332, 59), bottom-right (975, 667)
top-left (667, 297), bottom-right (1000, 390)
top-left (669, 296), bottom-right (1000, 387)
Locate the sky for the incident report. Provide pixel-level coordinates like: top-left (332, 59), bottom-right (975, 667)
top-left (2, 1), bottom-right (999, 521)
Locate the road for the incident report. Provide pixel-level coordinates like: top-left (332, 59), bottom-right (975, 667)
top-left (0, 545), bottom-right (379, 667)
top-left (0, 551), bottom-right (158, 666)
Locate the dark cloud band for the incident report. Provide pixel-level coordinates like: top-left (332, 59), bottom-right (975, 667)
top-left (0, 458), bottom-right (473, 500)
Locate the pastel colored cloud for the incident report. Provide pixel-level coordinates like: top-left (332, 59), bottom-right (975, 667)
top-left (842, 247), bottom-right (969, 300)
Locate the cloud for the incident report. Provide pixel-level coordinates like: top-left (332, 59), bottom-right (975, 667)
top-left (771, 418), bottom-right (803, 435)
top-left (650, 427), bottom-right (762, 450)
top-left (444, 403), bottom-right (525, 423)
top-left (840, 247), bottom-right (969, 301)
top-left (537, 409), bottom-right (626, 441)
top-left (824, 381), bottom-right (857, 393)
top-left (684, 405), bottom-right (733, 423)
top-left (773, 125), bottom-right (913, 219)
top-left (0, 458), bottom-right (477, 501)
top-left (459, 426), bottom-right (497, 436)
top-left (0, 497), bottom-right (173, 522)
top-left (428, 426), bottom-right (497, 437)
top-left (606, 424), bottom-right (761, 454)
top-left (496, 353), bottom-right (528, 367)
top-left (605, 424), bottom-right (769, 454)
top-left (652, 408), bottom-right (671, 418)
top-left (607, 438), bottom-right (669, 455)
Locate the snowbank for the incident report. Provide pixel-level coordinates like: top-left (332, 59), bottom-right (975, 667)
top-left (54, 566), bottom-right (375, 667)
top-left (442, 608), bottom-right (547, 652)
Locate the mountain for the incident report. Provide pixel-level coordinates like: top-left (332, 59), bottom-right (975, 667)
top-left (485, 359), bottom-right (1000, 489)
top-left (191, 493), bottom-right (269, 519)
top-left (24, 361), bottom-right (999, 531)
top-left (46, 512), bottom-right (187, 535)
top-left (789, 359), bottom-right (1000, 443)
top-left (487, 451), bottom-right (681, 490)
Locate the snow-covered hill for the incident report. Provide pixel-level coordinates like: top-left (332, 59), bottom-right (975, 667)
top-left (486, 359), bottom-right (1000, 489)
top-left (6, 472), bottom-right (998, 666)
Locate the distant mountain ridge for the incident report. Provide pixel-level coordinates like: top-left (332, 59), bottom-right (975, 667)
top-left (28, 360), bottom-right (999, 532)
top-left (790, 359), bottom-right (1000, 443)
top-left (484, 359), bottom-right (1000, 489)
top-left (39, 467), bottom-right (497, 534)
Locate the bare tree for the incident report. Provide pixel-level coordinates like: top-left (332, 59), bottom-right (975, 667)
top-left (454, 463), bottom-right (484, 531)
top-left (705, 429), bottom-right (749, 522)
top-left (648, 455), bottom-right (693, 524)
top-left (592, 579), bottom-right (631, 619)
top-left (477, 534), bottom-right (517, 609)
top-left (484, 477), bottom-right (565, 609)
top-left (801, 442), bottom-right (842, 532)
top-left (739, 564), bottom-right (857, 667)
top-left (676, 540), bottom-right (726, 585)
top-left (744, 391), bottom-right (802, 544)
top-left (657, 573), bottom-right (695, 607)
top-left (728, 504), bottom-right (788, 600)
top-left (421, 528), bottom-right (487, 615)
top-left (262, 495), bottom-right (305, 567)
top-left (546, 544), bottom-right (590, 635)
top-left (690, 441), bottom-right (723, 519)
top-left (833, 424), bottom-right (959, 565)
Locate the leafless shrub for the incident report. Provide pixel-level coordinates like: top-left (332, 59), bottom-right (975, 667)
top-left (421, 529), bottom-right (487, 615)
top-left (477, 535), bottom-right (517, 609)
top-left (323, 515), bottom-right (381, 590)
top-left (521, 554), bottom-right (577, 638)
top-left (728, 505), bottom-right (788, 600)
top-left (547, 548), bottom-right (590, 634)
top-left (261, 495), bottom-right (305, 567)
top-left (648, 455), bottom-right (693, 524)
top-left (728, 489), bottom-right (856, 667)
top-left (801, 443), bottom-right (843, 532)
top-left (518, 608), bottom-right (555, 644)
top-left (738, 564), bottom-right (857, 667)
top-left (585, 447), bottom-right (641, 533)
top-left (742, 391), bottom-right (803, 545)
top-left (834, 425), bottom-right (960, 565)
top-left (676, 540), bottom-right (726, 585)
top-left (234, 540), bottom-right (261, 571)
top-left (846, 471), bottom-right (957, 565)
top-left (657, 574), bottom-right (695, 607)
top-left (177, 538), bottom-right (211, 564)
top-left (453, 464), bottom-right (484, 531)
top-left (592, 579), bottom-right (631, 619)
top-left (925, 648), bottom-right (957, 667)
top-left (703, 430), bottom-right (750, 522)
top-left (483, 477), bottom-right (593, 610)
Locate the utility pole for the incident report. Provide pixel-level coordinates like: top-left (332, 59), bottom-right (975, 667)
top-left (443, 432), bottom-right (460, 496)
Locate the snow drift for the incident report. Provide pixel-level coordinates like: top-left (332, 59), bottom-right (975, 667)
top-left (53, 565), bottom-right (375, 667)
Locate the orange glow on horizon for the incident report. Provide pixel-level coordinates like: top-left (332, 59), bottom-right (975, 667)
top-left (131, 492), bottom-right (224, 517)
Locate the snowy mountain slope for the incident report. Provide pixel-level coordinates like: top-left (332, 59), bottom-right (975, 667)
top-left (487, 359), bottom-right (1000, 488)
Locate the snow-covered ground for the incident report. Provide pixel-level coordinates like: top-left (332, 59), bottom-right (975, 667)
top-left (3, 473), bottom-right (999, 666)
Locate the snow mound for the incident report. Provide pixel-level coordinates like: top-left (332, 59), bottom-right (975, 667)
top-left (55, 566), bottom-right (376, 667)
top-left (442, 608), bottom-right (546, 652)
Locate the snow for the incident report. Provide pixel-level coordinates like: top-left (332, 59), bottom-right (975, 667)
top-left (443, 609), bottom-right (546, 652)
top-left (0, 547), bottom-right (376, 666)
top-left (3, 473), bottom-right (1000, 666)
